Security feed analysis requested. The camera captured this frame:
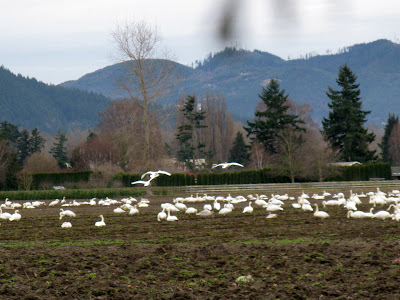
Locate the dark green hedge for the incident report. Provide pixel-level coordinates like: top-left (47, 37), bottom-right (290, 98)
top-left (0, 187), bottom-right (145, 201)
top-left (327, 162), bottom-right (392, 181)
top-left (20, 162), bottom-right (392, 192)
top-left (31, 171), bottom-right (93, 189)
top-left (197, 169), bottom-right (292, 185)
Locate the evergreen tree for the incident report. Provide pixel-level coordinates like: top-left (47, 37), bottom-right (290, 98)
top-left (29, 128), bottom-right (45, 154)
top-left (228, 131), bottom-right (250, 166)
top-left (86, 131), bottom-right (97, 144)
top-left (176, 95), bottom-right (207, 170)
top-left (16, 129), bottom-right (30, 165)
top-left (3, 153), bottom-right (20, 190)
top-left (0, 121), bottom-right (20, 151)
top-left (380, 113), bottom-right (399, 164)
top-left (0, 121), bottom-right (20, 142)
top-left (322, 64), bottom-right (376, 162)
top-left (245, 79), bottom-right (305, 153)
top-left (50, 130), bottom-right (68, 167)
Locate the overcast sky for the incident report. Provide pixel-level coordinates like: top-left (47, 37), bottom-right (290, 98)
top-left (1, 0), bottom-right (399, 85)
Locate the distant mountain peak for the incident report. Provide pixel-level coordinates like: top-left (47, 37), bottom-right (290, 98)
top-left (195, 46), bottom-right (283, 71)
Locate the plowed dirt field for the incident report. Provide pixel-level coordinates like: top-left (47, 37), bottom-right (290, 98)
top-left (1, 190), bottom-right (400, 299)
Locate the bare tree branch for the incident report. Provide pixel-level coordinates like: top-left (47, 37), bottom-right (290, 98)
top-left (112, 19), bottom-right (179, 168)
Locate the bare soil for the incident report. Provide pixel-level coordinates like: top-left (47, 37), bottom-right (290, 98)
top-left (1, 190), bottom-right (400, 299)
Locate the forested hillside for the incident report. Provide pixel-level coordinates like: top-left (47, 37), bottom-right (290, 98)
top-left (0, 66), bottom-right (110, 133)
top-left (61, 39), bottom-right (400, 125)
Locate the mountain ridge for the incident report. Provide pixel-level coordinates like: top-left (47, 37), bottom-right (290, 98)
top-left (60, 39), bottom-right (400, 125)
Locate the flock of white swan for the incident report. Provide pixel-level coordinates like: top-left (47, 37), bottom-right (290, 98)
top-left (155, 188), bottom-right (400, 221)
top-left (1, 187), bottom-right (400, 228)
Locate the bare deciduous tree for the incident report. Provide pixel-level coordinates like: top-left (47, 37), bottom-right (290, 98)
top-left (300, 128), bottom-right (339, 182)
top-left (112, 20), bottom-right (177, 168)
top-left (23, 152), bottom-right (59, 173)
top-left (250, 141), bottom-right (269, 170)
top-left (97, 100), bottom-right (165, 171)
top-left (18, 172), bottom-right (34, 190)
top-left (73, 137), bottom-right (120, 171)
top-left (201, 92), bottom-right (238, 163)
top-left (276, 127), bottom-right (305, 183)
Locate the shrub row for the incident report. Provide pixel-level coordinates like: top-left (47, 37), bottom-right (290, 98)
top-left (197, 169), bottom-right (292, 185)
top-left (31, 171), bottom-right (93, 189)
top-left (6, 162), bottom-right (391, 192)
top-left (328, 163), bottom-right (392, 181)
top-left (0, 187), bottom-right (145, 201)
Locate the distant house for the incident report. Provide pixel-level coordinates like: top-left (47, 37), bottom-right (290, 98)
top-left (184, 158), bottom-right (206, 171)
top-left (331, 161), bottom-right (361, 167)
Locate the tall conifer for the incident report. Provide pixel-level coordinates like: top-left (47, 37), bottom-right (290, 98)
top-left (228, 132), bottom-right (250, 166)
top-left (50, 130), bottom-right (68, 167)
top-left (380, 114), bottom-right (399, 163)
top-left (176, 95), bottom-right (207, 169)
top-left (322, 64), bottom-right (376, 162)
top-left (245, 79), bottom-right (304, 154)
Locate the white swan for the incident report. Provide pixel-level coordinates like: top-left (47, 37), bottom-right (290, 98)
top-left (363, 207), bottom-right (374, 218)
top-left (9, 210), bottom-right (21, 221)
top-left (203, 204), bottom-right (212, 211)
top-left (300, 191), bottom-right (310, 199)
top-left (49, 199), bottom-right (60, 206)
top-left (175, 202), bottom-right (187, 211)
top-left (301, 203), bottom-right (313, 212)
top-left (312, 193), bottom-right (325, 200)
top-left (129, 205), bottom-right (139, 215)
top-left (313, 204), bottom-right (329, 219)
top-left (372, 209), bottom-right (392, 220)
top-left (61, 222), bottom-right (72, 228)
top-left (196, 209), bottom-right (213, 217)
top-left (344, 201), bottom-right (357, 211)
top-left (113, 207), bottom-right (125, 213)
top-left (347, 210), bottom-right (366, 219)
top-left (141, 170), bottom-right (171, 180)
top-left (292, 202), bottom-right (301, 209)
top-left (162, 203), bottom-right (179, 212)
top-left (370, 195), bottom-right (387, 207)
top-left (0, 208), bottom-right (11, 220)
top-left (131, 179), bottom-right (152, 187)
top-left (268, 198), bottom-right (284, 205)
top-left (266, 212), bottom-right (278, 219)
top-left (243, 202), bottom-right (253, 214)
top-left (95, 215), bottom-right (106, 226)
top-left (322, 200), bottom-right (341, 207)
top-left (298, 197), bottom-right (311, 205)
top-left (211, 162), bottom-right (244, 169)
top-left (213, 200), bottom-right (221, 211)
top-left (157, 208), bottom-right (167, 221)
top-left (166, 209), bottom-right (178, 221)
top-left (218, 206), bottom-right (232, 215)
top-left (266, 204), bottom-right (284, 212)
top-left (59, 208), bottom-right (76, 220)
top-left (4, 198), bottom-right (12, 206)
top-left (185, 207), bottom-right (198, 214)
top-left (322, 191), bottom-right (331, 197)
